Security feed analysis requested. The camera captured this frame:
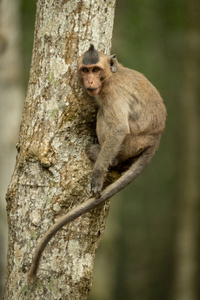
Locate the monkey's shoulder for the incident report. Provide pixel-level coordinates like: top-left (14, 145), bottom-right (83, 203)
top-left (118, 66), bottom-right (156, 88)
top-left (115, 66), bottom-right (163, 103)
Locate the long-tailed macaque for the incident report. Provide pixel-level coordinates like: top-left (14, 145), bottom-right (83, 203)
top-left (28, 44), bottom-right (166, 281)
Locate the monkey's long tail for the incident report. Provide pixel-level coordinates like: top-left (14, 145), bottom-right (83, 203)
top-left (28, 145), bottom-right (156, 282)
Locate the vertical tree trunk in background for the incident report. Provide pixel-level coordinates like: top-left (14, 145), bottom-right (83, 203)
top-left (0, 0), bottom-right (24, 298)
top-left (173, 0), bottom-right (200, 299)
top-left (3, 0), bottom-right (116, 299)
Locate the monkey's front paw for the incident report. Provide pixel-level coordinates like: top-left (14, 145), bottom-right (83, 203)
top-left (91, 169), bottom-right (104, 198)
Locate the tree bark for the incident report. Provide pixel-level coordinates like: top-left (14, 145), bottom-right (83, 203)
top-left (0, 0), bottom-right (24, 297)
top-left (3, 0), bottom-right (116, 299)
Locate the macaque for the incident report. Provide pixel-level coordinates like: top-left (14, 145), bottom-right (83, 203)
top-left (28, 44), bottom-right (166, 281)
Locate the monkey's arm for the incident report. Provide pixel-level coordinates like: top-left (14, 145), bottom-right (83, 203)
top-left (93, 100), bottom-right (131, 196)
top-left (91, 124), bottom-right (129, 196)
top-left (28, 145), bottom-right (156, 282)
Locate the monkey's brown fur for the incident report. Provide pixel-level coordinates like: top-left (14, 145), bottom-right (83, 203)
top-left (28, 45), bottom-right (166, 281)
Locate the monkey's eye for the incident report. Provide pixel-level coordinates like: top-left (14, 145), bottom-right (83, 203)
top-left (82, 68), bottom-right (89, 73)
top-left (92, 67), bottom-right (100, 73)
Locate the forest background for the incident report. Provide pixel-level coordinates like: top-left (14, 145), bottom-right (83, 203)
top-left (0, 0), bottom-right (199, 299)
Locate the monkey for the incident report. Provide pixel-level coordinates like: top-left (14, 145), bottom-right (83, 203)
top-left (28, 44), bottom-right (166, 281)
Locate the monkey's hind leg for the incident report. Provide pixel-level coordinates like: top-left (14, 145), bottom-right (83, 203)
top-left (87, 144), bottom-right (101, 162)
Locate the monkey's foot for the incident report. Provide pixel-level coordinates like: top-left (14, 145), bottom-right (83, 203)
top-left (91, 169), bottom-right (104, 198)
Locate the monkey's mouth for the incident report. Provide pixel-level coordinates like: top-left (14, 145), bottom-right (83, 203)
top-left (87, 88), bottom-right (97, 92)
top-left (86, 88), bottom-right (100, 96)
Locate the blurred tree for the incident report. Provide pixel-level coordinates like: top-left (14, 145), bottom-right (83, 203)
top-left (173, 0), bottom-right (200, 299)
top-left (0, 0), bottom-right (24, 297)
top-left (20, 0), bottom-right (37, 88)
top-left (3, 0), bottom-right (116, 299)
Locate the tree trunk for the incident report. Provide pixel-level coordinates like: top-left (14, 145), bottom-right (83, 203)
top-left (0, 0), bottom-right (24, 297)
top-left (3, 0), bottom-right (116, 299)
top-left (173, 0), bottom-right (200, 299)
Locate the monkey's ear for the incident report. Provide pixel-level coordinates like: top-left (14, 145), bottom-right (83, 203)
top-left (109, 54), bottom-right (117, 73)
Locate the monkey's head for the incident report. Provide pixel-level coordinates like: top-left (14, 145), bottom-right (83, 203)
top-left (78, 44), bottom-right (117, 96)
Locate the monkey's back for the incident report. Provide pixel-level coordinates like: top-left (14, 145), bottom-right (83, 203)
top-left (112, 65), bottom-right (166, 135)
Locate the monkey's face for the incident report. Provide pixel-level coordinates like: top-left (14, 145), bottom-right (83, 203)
top-left (79, 65), bottom-right (104, 96)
